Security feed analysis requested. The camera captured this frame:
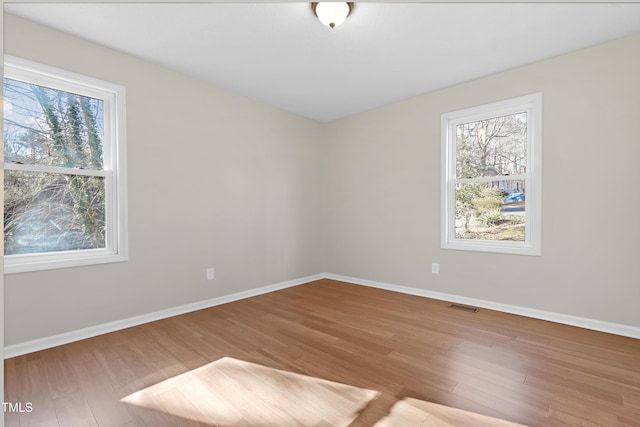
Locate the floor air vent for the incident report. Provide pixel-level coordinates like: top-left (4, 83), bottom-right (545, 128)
top-left (448, 303), bottom-right (479, 313)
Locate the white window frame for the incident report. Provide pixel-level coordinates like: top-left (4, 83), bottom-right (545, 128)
top-left (441, 93), bottom-right (542, 256)
top-left (3, 55), bottom-right (128, 273)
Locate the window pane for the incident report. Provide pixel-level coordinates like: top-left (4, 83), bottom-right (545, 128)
top-left (456, 112), bottom-right (527, 179)
top-left (3, 77), bottom-right (104, 169)
top-left (4, 170), bottom-right (106, 255)
top-left (455, 181), bottom-right (525, 241)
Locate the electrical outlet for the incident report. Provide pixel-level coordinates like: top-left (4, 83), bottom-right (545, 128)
top-left (206, 267), bottom-right (215, 280)
top-left (431, 263), bottom-right (440, 274)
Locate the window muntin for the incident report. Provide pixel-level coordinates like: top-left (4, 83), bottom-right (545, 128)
top-left (442, 93), bottom-right (541, 256)
top-left (3, 56), bottom-right (127, 272)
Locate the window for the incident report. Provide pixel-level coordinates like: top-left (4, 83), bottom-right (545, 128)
top-left (441, 93), bottom-right (542, 256)
top-left (3, 56), bottom-right (127, 273)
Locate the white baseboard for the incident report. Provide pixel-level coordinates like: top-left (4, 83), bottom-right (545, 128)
top-left (325, 273), bottom-right (640, 340)
top-left (4, 273), bottom-right (325, 359)
top-left (7, 271), bottom-right (638, 358)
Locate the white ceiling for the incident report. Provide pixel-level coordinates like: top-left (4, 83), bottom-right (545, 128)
top-left (6, 2), bottom-right (640, 122)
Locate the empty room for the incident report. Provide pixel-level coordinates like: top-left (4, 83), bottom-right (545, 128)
top-left (2, 2), bottom-right (640, 426)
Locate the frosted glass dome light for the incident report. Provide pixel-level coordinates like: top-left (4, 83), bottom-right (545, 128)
top-left (312, 3), bottom-right (353, 29)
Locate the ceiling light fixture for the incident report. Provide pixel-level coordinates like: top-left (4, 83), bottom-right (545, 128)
top-left (312, 2), bottom-right (353, 29)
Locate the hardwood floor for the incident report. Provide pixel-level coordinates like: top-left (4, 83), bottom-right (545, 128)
top-left (5, 279), bottom-right (640, 426)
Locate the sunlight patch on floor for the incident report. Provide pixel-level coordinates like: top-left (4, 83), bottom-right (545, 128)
top-left (121, 356), bottom-right (378, 426)
top-left (374, 397), bottom-right (528, 427)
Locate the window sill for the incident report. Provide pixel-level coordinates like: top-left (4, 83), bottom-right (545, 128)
top-left (442, 239), bottom-right (541, 256)
top-left (4, 250), bottom-right (128, 274)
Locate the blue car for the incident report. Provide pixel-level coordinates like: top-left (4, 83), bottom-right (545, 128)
top-left (504, 192), bottom-right (525, 203)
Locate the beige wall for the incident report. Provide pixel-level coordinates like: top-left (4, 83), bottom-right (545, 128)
top-left (4, 14), bottom-right (325, 345)
top-left (325, 33), bottom-right (640, 327)
top-left (5, 13), bottom-right (640, 347)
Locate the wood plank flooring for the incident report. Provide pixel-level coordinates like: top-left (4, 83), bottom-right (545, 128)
top-left (5, 279), bottom-right (640, 426)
